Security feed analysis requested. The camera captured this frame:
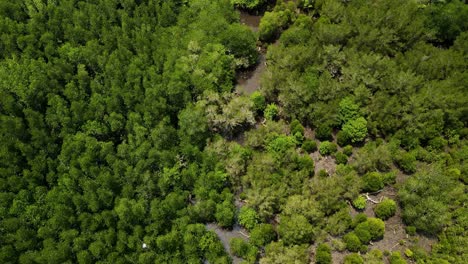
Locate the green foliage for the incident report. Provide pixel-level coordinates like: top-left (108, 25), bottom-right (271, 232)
top-left (389, 251), bottom-right (407, 264)
top-left (352, 196), bottom-right (366, 210)
top-left (405, 226), bottom-right (416, 236)
top-left (325, 209), bottom-right (352, 236)
top-left (221, 24), bottom-right (258, 68)
top-left (315, 124), bottom-right (333, 141)
top-left (395, 151), bottom-right (417, 174)
top-left (261, 241), bottom-right (309, 264)
top-left (399, 165), bottom-right (463, 234)
top-left (231, 0), bottom-right (266, 10)
top-left (264, 104), bottom-right (279, 120)
top-left (426, 0), bottom-right (468, 44)
top-left (250, 224), bottom-right (276, 247)
top-left (315, 243), bottom-right (332, 264)
top-left (343, 145), bottom-right (353, 156)
top-left (374, 198), bottom-right (397, 220)
top-left (339, 97), bottom-right (360, 125)
top-left (278, 214), bottom-right (314, 245)
top-left (301, 139), bottom-right (317, 153)
top-left (230, 238), bottom-right (250, 258)
top-left (344, 232), bottom-right (362, 252)
top-left (250, 91), bottom-right (266, 112)
top-left (238, 206), bottom-right (259, 231)
top-left (344, 253), bottom-right (364, 264)
top-left (342, 117), bottom-right (368, 143)
top-left (343, 253), bottom-right (364, 264)
top-left (215, 200), bottom-right (236, 228)
top-left (335, 151), bottom-right (348, 165)
top-left (290, 119), bottom-right (305, 136)
top-left (267, 135), bottom-right (296, 154)
top-left (319, 141), bottom-right (337, 156)
top-left (258, 7), bottom-right (295, 43)
top-left (362, 172), bottom-right (384, 192)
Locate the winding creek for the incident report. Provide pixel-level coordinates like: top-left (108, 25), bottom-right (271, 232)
top-left (235, 10), bottom-right (266, 95)
top-left (204, 10), bottom-right (265, 264)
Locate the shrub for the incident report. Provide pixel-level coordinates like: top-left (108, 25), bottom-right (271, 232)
top-left (382, 171), bottom-right (397, 185)
top-left (389, 251), bottom-right (407, 264)
top-left (395, 151), bottom-right (416, 174)
top-left (302, 139), bottom-right (317, 153)
top-left (366, 218), bottom-right (385, 240)
top-left (352, 196), bottom-right (366, 210)
top-left (290, 119), bottom-right (305, 136)
top-left (335, 151), bottom-right (348, 165)
top-left (318, 169), bottom-right (329, 177)
top-left (374, 198), bottom-right (397, 220)
top-left (354, 218), bottom-right (385, 243)
top-left (344, 253), bottom-right (364, 264)
top-left (354, 223), bottom-right (372, 244)
top-left (405, 226), bottom-right (416, 236)
top-left (326, 209), bottom-right (352, 236)
top-left (343, 145), bottom-right (353, 156)
top-left (351, 213), bottom-right (367, 228)
top-left (319, 141), bottom-right (337, 156)
top-left (342, 117), bottom-right (368, 143)
top-left (238, 207), bottom-right (259, 230)
top-left (316, 124), bottom-right (332, 141)
top-left (337, 130), bottom-right (351, 146)
top-left (230, 238), bottom-right (249, 257)
top-left (330, 238), bottom-right (346, 252)
top-left (362, 172), bottom-right (384, 192)
top-left (315, 243), bottom-right (332, 264)
top-left (294, 131), bottom-right (304, 143)
top-left (264, 104), bottom-right (279, 120)
top-left (343, 232), bottom-right (362, 252)
top-left (250, 91), bottom-right (266, 112)
top-left (267, 135), bottom-right (296, 154)
top-left (250, 224), bottom-right (276, 247)
top-left (278, 214), bottom-right (314, 245)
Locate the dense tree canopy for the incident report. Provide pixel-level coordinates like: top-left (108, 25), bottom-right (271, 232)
top-left (1, 0), bottom-right (466, 263)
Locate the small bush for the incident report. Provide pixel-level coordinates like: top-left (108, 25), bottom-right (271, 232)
top-left (344, 253), bottom-right (364, 264)
top-left (316, 124), bottom-right (332, 141)
top-left (250, 224), bottom-right (276, 247)
top-left (319, 141), bottom-right (337, 156)
top-left (337, 130), bottom-right (351, 146)
top-left (382, 171), bottom-right (397, 185)
top-left (335, 151), bottom-right (348, 164)
top-left (238, 207), bottom-right (259, 230)
top-left (344, 232), bottom-right (362, 252)
top-left (230, 238), bottom-right (250, 257)
top-left (366, 218), bottom-right (385, 240)
top-left (302, 139), bottom-right (317, 153)
top-left (352, 213), bottom-right (367, 228)
top-left (374, 198), bottom-right (396, 220)
top-left (343, 145), bottom-right (353, 156)
top-left (318, 169), bottom-right (329, 177)
top-left (290, 119), bottom-right (305, 136)
top-left (315, 243), bottom-right (332, 264)
top-left (395, 151), bottom-right (416, 174)
top-left (264, 104), bottom-right (279, 120)
top-left (293, 131), bottom-right (304, 143)
top-left (352, 196), bottom-right (366, 210)
top-left (362, 172), bottom-right (384, 192)
top-left (389, 251), bottom-right (407, 264)
top-left (354, 223), bottom-right (372, 244)
top-left (330, 238), bottom-right (346, 252)
top-left (250, 91), bottom-right (266, 112)
top-left (405, 226), bottom-right (416, 236)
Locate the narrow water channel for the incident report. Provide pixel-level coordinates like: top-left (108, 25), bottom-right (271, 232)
top-left (204, 10), bottom-right (264, 264)
top-left (205, 223), bottom-right (249, 264)
top-left (235, 10), bottom-right (266, 95)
